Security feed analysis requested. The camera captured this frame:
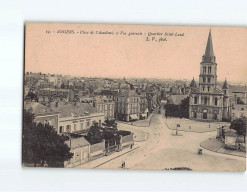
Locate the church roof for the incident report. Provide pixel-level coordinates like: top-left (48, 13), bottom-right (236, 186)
top-left (190, 77), bottom-right (197, 88)
top-left (222, 79), bottom-right (229, 89)
top-left (205, 29), bottom-right (214, 58)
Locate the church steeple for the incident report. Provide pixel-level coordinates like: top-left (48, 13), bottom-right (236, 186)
top-left (205, 29), bottom-right (214, 57)
top-left (202, 29), bottom-right (216, 63)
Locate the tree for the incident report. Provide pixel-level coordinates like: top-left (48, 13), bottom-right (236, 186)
top-left (230, 117), bottom-right (247, 142)
top-left (22, 109), bottom-right (73, 167)
top-left (180, 97), bottom-right (189, 118)
top-left (85, 123), bottom-right (103, 144)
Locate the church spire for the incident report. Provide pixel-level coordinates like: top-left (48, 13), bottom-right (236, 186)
top-left (202, 29), bottom-right (215, 63)
top-left (205, 29), bottom-right (214, 57)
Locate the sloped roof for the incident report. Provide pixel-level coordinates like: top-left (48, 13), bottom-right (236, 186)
top-left (24, 101), bottom-right (101, 118)
top-left (66, 137), bottom-right (90, 149)
top-left (24, 102), bottom-right (57, 116)
top-left (52, 102), bottom-right (100, 118)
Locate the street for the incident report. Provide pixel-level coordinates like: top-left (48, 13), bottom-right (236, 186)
top-left (93, 114), bottom-right (246, 171)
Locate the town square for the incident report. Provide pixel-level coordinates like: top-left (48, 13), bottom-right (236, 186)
top-left (22, 23), bottom-right (246, 171)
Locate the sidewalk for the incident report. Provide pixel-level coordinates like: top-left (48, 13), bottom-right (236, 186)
top-left (75, 145), bottom-right (140, 169)
top-left (200, 137), bottom-right (246, 158)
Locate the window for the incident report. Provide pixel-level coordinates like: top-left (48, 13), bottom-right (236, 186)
top-left (204, 97), bottom-right (207, 105)
top-left (208, 67), bottom-right (211, 74)
top-left (59, 126), bottom-right (64, 134)
top-left (99, 120), bottom-right (101, 126)
top-left (208, 77), bottom-right (211, 83)
top-left (215, 98), bottom-right (218, 106)
top-left (74, 124), bottom-right (77, 131)
top-left (80, 122), bottom-right (83, 129)
top-left (87, 120), bottom-right (90, 127)
top-left (203, 86), bottom-right (205, 91)
top-left (208, 86), bottom-right (210, 92)
top-left (194, 97), bottom-right (197, 104)
top-left (66, 125), bottom-right (71, 132)
top-left (203, 77), bottom-right (206, 83)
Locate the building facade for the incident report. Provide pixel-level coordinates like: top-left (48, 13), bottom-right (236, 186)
top-left (115, 90), bottom-right (141, 122)
top-left (93, 96), bottom-right (115, 120)
top-left (189, 30), bottom-right (231, 121)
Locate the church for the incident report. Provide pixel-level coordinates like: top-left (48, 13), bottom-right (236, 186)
top-left (189, 30), bottom-right (231, 121)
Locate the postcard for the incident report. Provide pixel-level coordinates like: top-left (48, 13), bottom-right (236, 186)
top-left (23, 23), bottom-right (246, 171)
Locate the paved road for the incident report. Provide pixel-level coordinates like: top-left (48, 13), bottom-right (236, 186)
top-left (96, 114), bottom-right (246, 171)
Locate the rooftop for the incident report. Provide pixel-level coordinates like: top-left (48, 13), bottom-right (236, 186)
top-left (24, 101), bottom-right (101, 118)
top-left (65, 137), bottom-right (90, 149)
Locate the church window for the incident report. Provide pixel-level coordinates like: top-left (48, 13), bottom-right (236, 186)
top-left (194, 97), bottom-right (197, 104)
top-left (214, 98), bottom-right (218, 106)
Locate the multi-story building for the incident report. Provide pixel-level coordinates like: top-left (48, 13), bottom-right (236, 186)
top-left (37, 88), bottom-right (74, 102)
top-left (24, 101), bottom-right (105, 135)
top-left (189, 30), bottom-right (231, 121)
top-left (115, 90), bottom-right (141, 122)
top-left (93, 96), bottom-right (115, 120)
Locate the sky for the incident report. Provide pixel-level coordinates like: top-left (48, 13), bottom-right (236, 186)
top-left (25, 23), bottom-right (247, 84)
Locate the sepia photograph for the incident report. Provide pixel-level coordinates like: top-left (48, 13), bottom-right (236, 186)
top-left (23, 23), bottom-right (247, 171)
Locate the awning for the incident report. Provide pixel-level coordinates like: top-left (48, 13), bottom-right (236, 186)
top-left (130, 114), bottom-right (139, 120)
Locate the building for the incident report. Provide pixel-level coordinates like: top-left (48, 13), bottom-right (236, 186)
top-left (24, 101), bottom-right (105, 135)
top-left (189, 30), bottom-right (231, 121)
top-left (55, 102), bottom-right (105, 134)
top-left (231, 104), bottom-right (247, 120)
top-left (37, 88), bottom-right (74, 102)
top-left (64, 137), bottom-right (90, 168)
top-left (93, 96), bottom-right (115, 120)
top-left (115, 90), bottom-right (141, 122)
top-left (24, 102), bottom-right (59, 132)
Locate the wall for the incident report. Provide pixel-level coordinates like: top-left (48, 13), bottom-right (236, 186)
top-left (89, 140), bottom-right (106, 161)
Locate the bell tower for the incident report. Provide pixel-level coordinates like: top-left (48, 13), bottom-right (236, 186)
top-left (199, 30), bottom-right (217, 93)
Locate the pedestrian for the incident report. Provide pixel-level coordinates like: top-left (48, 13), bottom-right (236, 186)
top-left (121, 161), bottom-right (125, 168)
top-left (43, 161), bottom-right (48, 167)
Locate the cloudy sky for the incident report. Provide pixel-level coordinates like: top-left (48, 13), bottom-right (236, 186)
top-left (25, 23), bottom-right (247, 83)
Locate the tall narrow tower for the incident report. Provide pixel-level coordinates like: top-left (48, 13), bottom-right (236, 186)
top-left (199, 30), bottom-right (217, 93)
